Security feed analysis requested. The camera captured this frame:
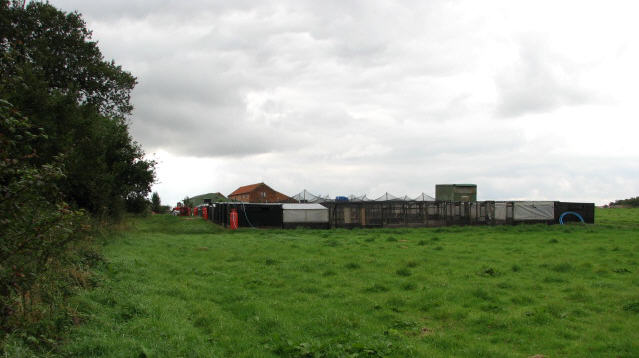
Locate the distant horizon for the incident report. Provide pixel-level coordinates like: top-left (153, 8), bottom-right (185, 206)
top-left (175, 184), bottom-right (618, 208)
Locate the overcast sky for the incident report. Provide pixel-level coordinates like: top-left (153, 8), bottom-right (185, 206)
top-left (50, 0), bottom-right (639, 206)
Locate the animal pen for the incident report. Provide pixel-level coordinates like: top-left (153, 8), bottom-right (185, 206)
top-left (323, 201), bottom-right (593, 228)
top-left (202, 201), bottom-right (594, 229)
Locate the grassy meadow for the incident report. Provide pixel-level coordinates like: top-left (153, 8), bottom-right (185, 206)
top-left (63, 209), bottom-right (639, 357)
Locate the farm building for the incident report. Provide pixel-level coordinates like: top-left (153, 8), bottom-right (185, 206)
top-left (436, 184), bottom-right (477, 202)
top-left (228, 182), bottom-right (294, 203)
top-left (201, 184), bottom-right (595, 229)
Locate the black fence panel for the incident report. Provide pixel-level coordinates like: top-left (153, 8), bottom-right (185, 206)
top-left (209, 203), bottom-right (283, 228)
top-left (554, 202), bottom-right (595, 224)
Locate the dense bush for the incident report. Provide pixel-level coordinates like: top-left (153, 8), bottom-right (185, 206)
top-left (0, 101), bottom-right (98, 352)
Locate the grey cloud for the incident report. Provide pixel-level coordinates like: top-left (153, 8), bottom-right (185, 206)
top-left (46, 0), bottom-right (639, 205)
top-left (496, 38), bottom-right (596, 118)
top-left (50, 0), bottom-right (258, 21)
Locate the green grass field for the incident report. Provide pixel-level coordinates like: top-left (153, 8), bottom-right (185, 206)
top-left (64, 209), bottom-right (639, 357)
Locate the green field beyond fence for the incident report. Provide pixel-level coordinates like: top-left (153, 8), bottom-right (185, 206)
top-left (65, 209), bottom-right (639, 357)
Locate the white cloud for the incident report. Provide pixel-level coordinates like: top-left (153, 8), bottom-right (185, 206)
top-left (49, 0), bottom-right (639, 205)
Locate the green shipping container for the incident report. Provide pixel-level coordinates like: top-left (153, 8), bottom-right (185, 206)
top-left (435, 184), bottom-right (477, 202)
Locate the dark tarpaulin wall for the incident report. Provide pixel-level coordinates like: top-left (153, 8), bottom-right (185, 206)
top-left (554, 202), bottom-right (595, 223)
top-left (209, 203), bottom-right (283, 228)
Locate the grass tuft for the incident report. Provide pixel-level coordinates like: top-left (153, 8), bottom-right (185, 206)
top-left (480, 267), bottom-right (500, 277)
top-left (511, 264), bottom-right (521, 272)
top-left (365, 283), bottom-right (389, 293)
top-left (265, 258), bottom-right (279, 266)
top-left (551, 263), bottom-right (573, 273)
top-left (345, 262), bottom-right (361, 270)
top-left (613, 268), bottom-right (631, 274)
top-left (623, 302), bottom-right (639, 313)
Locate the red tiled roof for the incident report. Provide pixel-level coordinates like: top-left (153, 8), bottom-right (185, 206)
top-left (229, 183), bottom-right (265, 196)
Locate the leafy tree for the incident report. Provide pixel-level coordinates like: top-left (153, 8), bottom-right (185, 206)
top-left (0, 0), bottom-right (155, 217)
top-left (613, 197), bottom-right (639, 207)
top-left (151, 192), bottom-right (161, 212)
top-left (183, 196), bottom-right (194, 208)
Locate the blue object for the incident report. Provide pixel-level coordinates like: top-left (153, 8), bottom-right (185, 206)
top-left (559, 211), bottom-right (585, 224)
top-left (335, 196), bottom-right (349, 202)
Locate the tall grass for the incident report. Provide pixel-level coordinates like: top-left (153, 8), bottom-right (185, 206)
top-left (63, 208), bottom-right (639, 357)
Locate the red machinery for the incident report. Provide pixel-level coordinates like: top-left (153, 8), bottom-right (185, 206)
top-left (230, 209), bottom-right (238, 230)
top-left (172, 203), bottom-right (191, 216)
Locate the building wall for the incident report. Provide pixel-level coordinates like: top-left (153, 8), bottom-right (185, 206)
top-left (435, 184), bottom-right (477, 202)
top-left (229, 184), bottom-right (289, 203)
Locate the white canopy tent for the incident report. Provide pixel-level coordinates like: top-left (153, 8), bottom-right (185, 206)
top-left (374, 192), bottom-right (403, 201)
top-left (292, 189), bottom-right (331, 203)
top-left (348, 194), bottom-right (370, 202)
top-left (413, 193), bottom-right (435, 201)
top-left (294, 190), bottom-right (437, 202)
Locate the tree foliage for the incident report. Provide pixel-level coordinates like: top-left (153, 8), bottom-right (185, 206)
top-left (151, 192), bottom-right (161, 212)
top-left (182, 196), bottom-right (194, 209)
top-left (612, 197), bottom-right (639, 208)
top-left (0, 0), bottom-right (155, 217)
top-left (0, 1), bottom-right (156, 352)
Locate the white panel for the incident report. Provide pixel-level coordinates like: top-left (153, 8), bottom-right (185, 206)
top-left (470, 203), bottom-right (478, 219)
top-left (305, 210), bottom-right (329, 222)
top-left (494, 202), bottom-right (507, 221)
top-left (282, 203), bottom-right (326, 210)
top-left (283, 209), bottom-right (329, 223)
top-left (283, 210), bottom-right (306, 222)
top-left (514, 201), bottom-right (554, 220)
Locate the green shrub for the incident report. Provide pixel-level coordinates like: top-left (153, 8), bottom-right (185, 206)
top-left (0, 101), bottom-right (97, 352)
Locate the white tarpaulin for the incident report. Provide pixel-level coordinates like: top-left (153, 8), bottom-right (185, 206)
top-left (282, 203), bottom-right (328, 223)
top-left (513, 201), bottom-right (554, 221)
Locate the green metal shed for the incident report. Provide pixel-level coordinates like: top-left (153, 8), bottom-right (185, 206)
top-left (435, 184), bottom-right (477, 202)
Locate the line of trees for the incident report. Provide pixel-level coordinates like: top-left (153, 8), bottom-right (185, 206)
top-left (1, 0), bottom-right (156, 353)
top-left (610, 197), bottom-right (639, 208)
